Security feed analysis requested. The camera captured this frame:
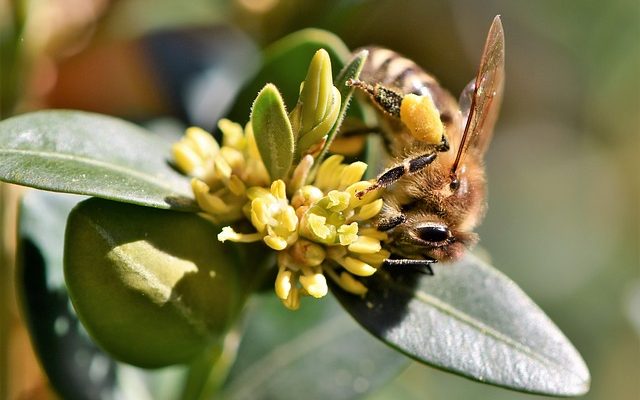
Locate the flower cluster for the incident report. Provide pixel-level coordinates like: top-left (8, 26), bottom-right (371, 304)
top-left (174, 127), bottom-right (387, 309)
top-left (172, 48), bottom-right (388, 310)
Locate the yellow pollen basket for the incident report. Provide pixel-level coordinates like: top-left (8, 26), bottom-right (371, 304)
top-left (400, 93), bottom-right (445, 145)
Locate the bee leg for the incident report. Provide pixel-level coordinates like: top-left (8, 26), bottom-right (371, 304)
top-left (437, 133), bottom-right (450, 152)
top-left (339, 126), bottom-right (382, 138)
top-left (347, 79), bottom-right (403, 117)
top-left (383, 258), bottom-right (436, 275)
top-left (356, 152), bottom-right (437, 198)
top-left (377, 213), bottom-right (406, 231)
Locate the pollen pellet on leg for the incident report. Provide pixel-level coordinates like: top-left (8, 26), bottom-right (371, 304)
top-left (400, 93), bottom-right (444, 144)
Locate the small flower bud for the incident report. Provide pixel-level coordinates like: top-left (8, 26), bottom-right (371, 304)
top-left (341, 256), bottom-right (377, 276)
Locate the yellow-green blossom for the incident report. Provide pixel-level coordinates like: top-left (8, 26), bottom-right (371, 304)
top-left (173, 119), bottom-right (269, 224)
top-left (175, 124), bottom-right (386, 309)
top-left (173, 49), bottom-right (388, 309)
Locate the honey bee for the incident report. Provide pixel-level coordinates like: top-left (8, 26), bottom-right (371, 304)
top-left (349, 16), bottom-right (505, 272)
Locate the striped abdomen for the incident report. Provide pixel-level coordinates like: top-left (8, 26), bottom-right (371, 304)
top-left (356, 47), bottom-right (461, 154)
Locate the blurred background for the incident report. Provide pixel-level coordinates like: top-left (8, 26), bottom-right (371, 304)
top-left (1, 0), bottom-right (638, 399)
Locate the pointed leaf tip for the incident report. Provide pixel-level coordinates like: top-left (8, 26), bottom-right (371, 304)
top-left (332, 252), bottom-right (590, 396)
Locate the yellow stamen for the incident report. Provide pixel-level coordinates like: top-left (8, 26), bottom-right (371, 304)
top-left (264, 235), bottom-right (288, 251)
top-left (172, 142), bottom-right (202, 175)
top-left (348, 235), bottom-right (382, 254)
top-left (326, 190), bottom-right (350, 212)
top-left (299, 273), bottom-right (328, 298)
top-left (307, 214), bottom-right (331, 239)
top-left (358, 227), bottom-right (388, 241)
top-left (338, 271), bottom-right (368, 296)
top-left (275, 267), bottom-right (294, 300)
top-left (354, 199), bottom-right (384, 221)
top-left (217, 227), bottom-right (263, 243)
top-left (283, 287), bottom-right (301, 310)
top-left (228, 175), bottom-right (246, 196)
top-left (271, 180), bottom-right (287, 200)
top-left (337, 222), bottom-right (358, 245)
top-left (340, 256), bottom-right (377, 276)
top-left (339, 161), bottom-right (368, 189)
top-left (218, 118), bottom-right (245, 149)
top-left (185, 126), bottom-right (219, 158)
top-left (357, 249), bottom-right (391, 266)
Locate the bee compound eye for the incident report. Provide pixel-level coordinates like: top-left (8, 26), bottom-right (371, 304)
top-left (417, 225), bottom-right (450, 243)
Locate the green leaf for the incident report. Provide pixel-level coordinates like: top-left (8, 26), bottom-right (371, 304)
top-left (331, 253), bottom-right (591, 397)
top-left (251, 84), bottom-right (294, 180)
top-left (64, 198), bottom-right (253, 368)
top-left (222, 294), bottom-right (409, 400)
top-left (314, 50), bottom-right (368, 165)
top-left (17, 190), bottom-right (189, 400)
top-left (227, 28), bottom-right (353, 123)
top-left (0, 110), bottom-right (197, 210)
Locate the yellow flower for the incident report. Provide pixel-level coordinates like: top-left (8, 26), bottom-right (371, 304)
top-left (173, 51), bottom-right (388, 309)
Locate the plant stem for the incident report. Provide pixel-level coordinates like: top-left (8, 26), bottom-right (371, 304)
top-left (179, 328), bottom-right (242, 400)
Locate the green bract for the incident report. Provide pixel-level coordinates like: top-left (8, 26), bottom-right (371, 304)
top-left (251, 84), bottom-right (295, 181)
top-left (290, 49), bottom-right (342, 155)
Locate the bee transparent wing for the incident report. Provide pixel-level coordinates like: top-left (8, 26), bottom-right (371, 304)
top-left (452, 16), bottom-right (505, 173)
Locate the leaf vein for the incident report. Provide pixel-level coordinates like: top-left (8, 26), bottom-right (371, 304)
top-left (0, 148), bottom-right (188, 195)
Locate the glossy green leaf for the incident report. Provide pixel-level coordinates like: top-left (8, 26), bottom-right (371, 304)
top-left (314, 50), bottom-right (368, 165)
top-left (222, 294), bottom-right (409, 400)
top-left (227, 28), bottom-right (353, 123)
top-left (64, 198), bottom-right (253, 368)
top-left (251, 84), bottom-right (294, 180)
top-left (331, 253), bottom-right (591, 397)
top-left (17, 190), bottom-right (189, 400)
top-left (0, 110), bottom-right (197, 210)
